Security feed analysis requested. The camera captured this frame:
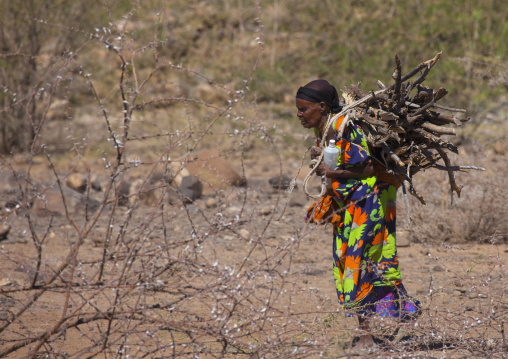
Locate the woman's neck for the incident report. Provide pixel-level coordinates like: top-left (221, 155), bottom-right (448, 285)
top-left (317, 113), bottom-right (330, 139)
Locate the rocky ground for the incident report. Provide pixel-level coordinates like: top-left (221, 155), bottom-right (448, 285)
top-left (0, 146), bottom-right (507, 358)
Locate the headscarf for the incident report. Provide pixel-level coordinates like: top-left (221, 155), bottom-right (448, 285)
top-left (296, 79), bottom-right (342, 113)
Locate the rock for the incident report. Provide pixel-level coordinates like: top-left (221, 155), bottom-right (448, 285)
top-left (0, 225), bottom-right (11, 241)
top-left (32, 185), bottom-right (101, 216)
top-left (90, 177), bottom-right (102, 191)
top-left (167, 187), bottom-right (181, 205)
top-left (396, 229), bottom-right (411, 247)
top-left (179, 149), bottom-right (246, 194)
top-left (129, 179), bottom-right (163, 207)
top-left (170, 166), bottom-right (191, 187)
top-left (180, 176), bottom-right (202, 202)
top-left (259, 206), bottom-right (273, 215)
top-left (149, 172), bottom-right (171, 185)
top-left (166, 176), bottom-right (202, 205)
top-left (0, 171), bottom-right (40, 209)
top-left (186, 205), bottom-right (199, 214)
top-left (238, 228), bottom-right (250, 238)
top-left (226, 206), bottom-right (242, 215)
top-left (66, 173), bottom-right (87, 193)
top-left (302, 268), bottom-right (324, 276)
top-left (205, 197), bottom-right (218, 208)
top-left (0, 278), bottom-right (12, 287)
top-left (269, 175), bottom-right (293, 190)
top-left (397, 236), bottom-right (411, 248)
top-left (289, 191), bottom-right (308, 207)
top-left (433, 265), bottom-right (445, 272)
top-left (0, 171), bottom-right (22, 193)
top-left (66, 173), bottom-right (102, 194)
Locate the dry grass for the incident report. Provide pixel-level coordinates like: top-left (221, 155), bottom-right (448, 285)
top-left (1, 1), bottom-right (508, 358)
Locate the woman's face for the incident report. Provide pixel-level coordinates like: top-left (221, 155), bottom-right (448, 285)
top-left (296, 98), bottom-right (324, 129)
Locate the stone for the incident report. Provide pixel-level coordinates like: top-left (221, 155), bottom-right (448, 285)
top-left (0, 278), bottom-right (12, 287)
top-left (128, 179), bottom-right (163, 207)
top-left (0, 171), bottom-right (23, 193)
top-left (170, 166), bottom-right (191, 187)
top-left (32, 185), bottom-right (101, 216)
top-left (90, 177), bottom-right (102, 191)
top-left (226, 206), bottom-right (241, 215)
top-left (116, 180), bottom-right (131, 206)
top-left (150, 172), bottom-right (171, 185)
top-left (269, 175), bottom-right (293, 190)
top-left (238, 228), bottom-right (250, 238)
top-left (433, 265), bottom-right (445, 272)
top-left (302, 268), bottom-right (324, 276)
top-left (397, 236), bottom-right (411, 247)
top-left (66, 173), bottom-right (102, 193)
top-left (179, 149), bottom-right (246, 194)
top-left (0, 171), bottom-right (39, 209)
top-left (66, 173), bottom-right (87, 193)
top-left (205, 197), bottom-right (218, 208)
top-left (259, 206), bottom-right (273, 215)
top-left (396, 229), bottom-right (411, 247)
top-left (289, 191), bottom-right (308, 207)
top-left (180, 175), bottom-right (203, 202)
top-left (167, 187), bottom-right (182, 205)
top-left (0, 225), bottom-right (11, 241)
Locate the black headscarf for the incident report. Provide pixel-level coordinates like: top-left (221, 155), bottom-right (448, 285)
top-left (296, 79), bottom-right (342, 113)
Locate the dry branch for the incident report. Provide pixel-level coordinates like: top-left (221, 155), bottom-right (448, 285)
top-left (341, 53), bottom-right (484, 203)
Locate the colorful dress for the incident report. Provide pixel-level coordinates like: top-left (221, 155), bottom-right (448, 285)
top-left (324, 116), bottom-right (420, 318)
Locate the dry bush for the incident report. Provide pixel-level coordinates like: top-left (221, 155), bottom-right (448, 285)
top-left (399, 137), bottom-right (508, 246)
top-left (1, 1), bottom-right (508, 359)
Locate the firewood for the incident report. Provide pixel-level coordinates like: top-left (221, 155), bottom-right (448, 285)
top-left (339, 53), bottom-right (484, 208)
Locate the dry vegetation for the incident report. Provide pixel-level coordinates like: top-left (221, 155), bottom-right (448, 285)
top-left (0, 0), bottom-right (507, 358)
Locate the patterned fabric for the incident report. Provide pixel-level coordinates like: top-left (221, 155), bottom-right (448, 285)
top-left (361, 283), bottom-right (421, 318)
top-left (321, 115), bottom-right (420, 317)
top-left (305, 194), bottom-right (342, 225)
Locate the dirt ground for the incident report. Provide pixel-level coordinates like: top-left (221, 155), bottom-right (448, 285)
top-left (1, 154), bottom-right (507, 358)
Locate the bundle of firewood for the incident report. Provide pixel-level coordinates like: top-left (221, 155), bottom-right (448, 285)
top-left (341, 52), bottom-right (484, 204)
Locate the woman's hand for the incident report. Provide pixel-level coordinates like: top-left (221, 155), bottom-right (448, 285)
top-left (310, 146), bottom-right (322, 160)
top-left (315, 161), bottom-right (330, 177)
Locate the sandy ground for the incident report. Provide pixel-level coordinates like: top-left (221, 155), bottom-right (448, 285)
top-left (0, 158), bottom-right (507, 358)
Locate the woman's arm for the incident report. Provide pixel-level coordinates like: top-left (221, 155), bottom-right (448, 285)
top-left (316, 162), bottom-right (375, 179)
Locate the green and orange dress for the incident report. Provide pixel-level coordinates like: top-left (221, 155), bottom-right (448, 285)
top-left (325, 116), bottom-right (420, 317)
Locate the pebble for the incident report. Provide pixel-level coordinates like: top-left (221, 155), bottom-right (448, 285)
top-left (226, 206), bottom-right (241, 214)
top-left (259, 206), bottom-right (273, 215)
top-left (268, 175), bottom-right (292, 190)
top-left (238, 229), bottom-right (250, 238)
top-left (205, 198), bottom-right (218, 208)
top-left (289, 192), bottom-right (307, 207)
top-left (0, 225), bottom-right (11, 241)
top-left (397, 236), bottom-right (411, 247)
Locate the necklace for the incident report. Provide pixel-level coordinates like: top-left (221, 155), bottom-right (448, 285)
top-left (318, 113), bottom-right (338, 145)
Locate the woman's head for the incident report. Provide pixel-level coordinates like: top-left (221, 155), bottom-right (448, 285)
top-left (295, 79), bottom-right (341, 129)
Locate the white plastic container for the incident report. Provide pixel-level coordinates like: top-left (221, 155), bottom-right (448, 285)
top-left (323, 140), bottom-right (339, 188)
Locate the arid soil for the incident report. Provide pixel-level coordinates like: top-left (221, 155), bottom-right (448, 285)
top-left (1, 153), bottom-right (507, 358)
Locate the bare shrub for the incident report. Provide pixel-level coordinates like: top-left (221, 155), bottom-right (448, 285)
top-left (0, 1), bottom-right (507, 359)
top-left (399, 141), bottom-right (508, 245)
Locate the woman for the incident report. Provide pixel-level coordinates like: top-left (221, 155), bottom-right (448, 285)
top-left (296, 79), bottom-right (420, 348)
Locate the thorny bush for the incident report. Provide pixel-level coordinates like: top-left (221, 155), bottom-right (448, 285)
top-left (0, 1), bottom-right (507, 358)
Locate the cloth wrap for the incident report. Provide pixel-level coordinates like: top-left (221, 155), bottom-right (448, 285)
top-left (296, 79), bottom-right (342, 113)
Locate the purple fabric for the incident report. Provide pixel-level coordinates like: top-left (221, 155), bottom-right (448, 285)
top-left (346, 283), bottom-right (421, 319)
